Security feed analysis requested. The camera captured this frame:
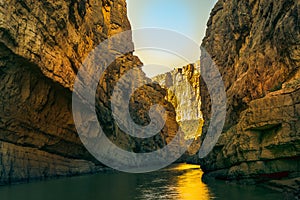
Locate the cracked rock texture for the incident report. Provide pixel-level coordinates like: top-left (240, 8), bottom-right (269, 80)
top-left (153, 62), bottom-right (203, 139)
top-left (199, 0), bottom-right (300, 188)
top-left (0, 0), bottom-right (179, 184)
top-left (153, 63), bottom-right (203, 162)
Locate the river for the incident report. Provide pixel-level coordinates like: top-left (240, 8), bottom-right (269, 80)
top-left (0, 164), bottom-right (283, 200)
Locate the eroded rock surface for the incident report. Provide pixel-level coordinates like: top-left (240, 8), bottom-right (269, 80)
top-left (201, 86), bottom-right (300, 178)
top-left (0, 0), bottom-right (179, 184)
top-left (153, 62), bottom-right (202, 139)
top-left (153, 63), bottom-right (203, 162)
top-left (199, 0), bottom-right (300, 187)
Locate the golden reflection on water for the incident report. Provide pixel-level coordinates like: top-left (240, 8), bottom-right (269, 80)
top-left (175, 164), bottom-right (211, 200)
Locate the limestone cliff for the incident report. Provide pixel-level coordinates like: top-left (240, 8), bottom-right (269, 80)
top-left (199, 0), bottom-right (300, 190)
top-left (152, 62), bottom-right (202, 139)
top-left (0, 0), bottom-right (178, 184)
top-left (152, 63), bottom-right (203, 161)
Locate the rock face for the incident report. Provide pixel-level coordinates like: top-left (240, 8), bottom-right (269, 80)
top-left (0, 0), bottom-right (179, 184)
top-left (153, 62), bottom-right (203, 139)
top-left (153, 63), bottom-right (203, 162)
top-left (199, 0), bottom-right (300, 185)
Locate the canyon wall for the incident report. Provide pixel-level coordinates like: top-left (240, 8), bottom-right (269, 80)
top-left (153, 63), bottom-right (203, 161)
top-left (0, 0), bottom-right (178, 184)
top-left (153, 62), bottom-right (202, 139)
top-left (199, 0), bottom-right (300, 187)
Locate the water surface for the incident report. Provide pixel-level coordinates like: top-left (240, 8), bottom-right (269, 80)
top-left (0, 164), bottom-right (283, 200)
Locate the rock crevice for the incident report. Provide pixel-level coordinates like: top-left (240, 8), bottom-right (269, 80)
top-left (0, 0), bottom-right (179, 184)
top-left (199, 0), bottom-right (300, 188)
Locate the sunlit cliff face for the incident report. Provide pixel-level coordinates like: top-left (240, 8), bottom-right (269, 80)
top-left (152, 63), bottom-right (203, 140)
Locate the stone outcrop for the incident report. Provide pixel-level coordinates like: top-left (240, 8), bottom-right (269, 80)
top-left (199, 0), bottom-right (300, 188)
top-left (0, 0), bottom-right (179, 184)
top-left (201, 86), bottom-right (300, 178)
top-left (153, 62), bottom-right (203, 162)
top-left (153, 62), bottom-right (202, 139)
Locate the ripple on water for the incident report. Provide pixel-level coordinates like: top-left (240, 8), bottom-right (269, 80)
top-left (0, 163), bottom-right (284, 200)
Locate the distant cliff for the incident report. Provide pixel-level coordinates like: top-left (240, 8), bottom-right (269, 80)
top-left (153, 62), bottom-right (202, 139)
top-left (0, 0), bottom-right (179, 184)
top-left (152, 63), bottom-right (203, 162)
top-left (199, 0), bottom-right (300, 192)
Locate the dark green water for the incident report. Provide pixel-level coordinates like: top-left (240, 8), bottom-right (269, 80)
top-left (0, 164), bottom-right (283, 200)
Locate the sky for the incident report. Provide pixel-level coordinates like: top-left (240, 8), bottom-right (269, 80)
top-left (126, 0), bottom-right (218, 77)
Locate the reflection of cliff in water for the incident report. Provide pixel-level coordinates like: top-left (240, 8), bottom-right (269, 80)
top-left (0, 164), bottom-right (284, 200)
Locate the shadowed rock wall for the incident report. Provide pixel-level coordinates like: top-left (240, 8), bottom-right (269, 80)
top-left (199, 0), bottom-right (300, 185)
top-left (0, 0), bottom-right (179, 184)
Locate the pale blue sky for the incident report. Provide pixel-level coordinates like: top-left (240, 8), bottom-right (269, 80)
top-left (126, 0), bottom-right (217, 77)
